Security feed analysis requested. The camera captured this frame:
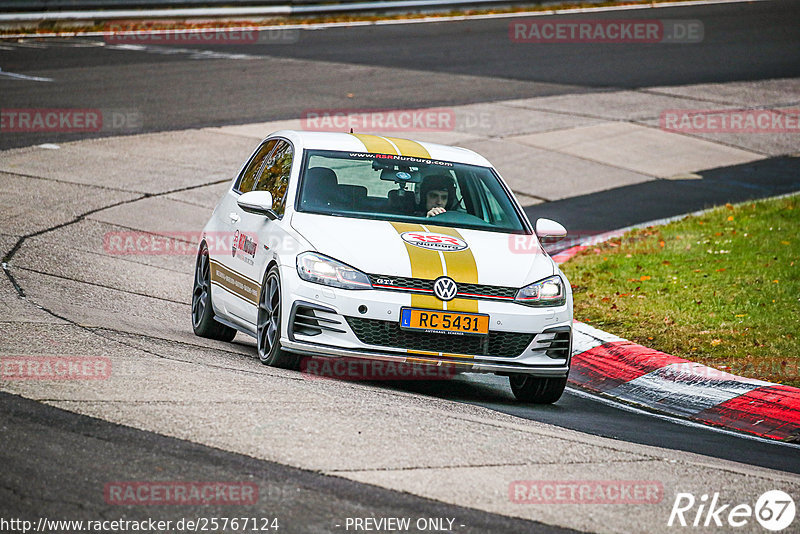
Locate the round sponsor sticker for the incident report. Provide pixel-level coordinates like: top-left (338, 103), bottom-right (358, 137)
top-left (400, 231), bottom-right (468, 252)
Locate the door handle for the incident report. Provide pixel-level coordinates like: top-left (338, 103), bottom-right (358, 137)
top-left (229, 212), bottom-right (240, 223)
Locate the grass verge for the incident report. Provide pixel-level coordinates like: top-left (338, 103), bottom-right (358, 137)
top-left (562, 194), bottom-right (800, 387)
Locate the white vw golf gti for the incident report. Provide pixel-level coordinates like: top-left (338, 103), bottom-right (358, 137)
top-left (192, 130), bottom-right (573, 403)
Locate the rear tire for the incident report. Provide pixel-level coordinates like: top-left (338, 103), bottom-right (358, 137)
top-left (192, 242), bottom-right (237, 342)
top-left (257, 265), bottom-right (299, 369)
top-left (509, 375), bottom-right (567, 404)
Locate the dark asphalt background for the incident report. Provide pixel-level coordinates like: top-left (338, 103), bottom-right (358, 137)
top-left (1, 0), bottom-right (798, 149)
top-left (1, 1), bottom-right (799, 530)
top-left (0, 392), bottom-right (574, 534)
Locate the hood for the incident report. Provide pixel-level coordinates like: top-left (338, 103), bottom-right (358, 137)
top-left (290, 213), bottom-right (555, 288)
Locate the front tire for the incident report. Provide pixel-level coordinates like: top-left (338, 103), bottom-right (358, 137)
top-left (257, 265), bottom-right (299, 369)
top-left (509, 375), bottom-right (567, 404)
top-left (192, 242), bottom-right (237, 342)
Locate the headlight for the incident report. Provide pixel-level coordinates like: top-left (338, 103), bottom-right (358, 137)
top-left (296, 252), bottom-right (373, 290)
top-left (515, 275), bottom-right (566, 307)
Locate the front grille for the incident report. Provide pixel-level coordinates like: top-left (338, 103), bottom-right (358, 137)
top-left (368, 274), bottom-right (517, 301)
top-left (345, 317), bottom-right (534, 358)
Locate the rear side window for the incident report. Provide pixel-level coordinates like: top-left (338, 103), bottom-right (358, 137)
top-left (236, 139), bottom-right (277, 193)
top-left (254, 140), bottom-right (293, 217)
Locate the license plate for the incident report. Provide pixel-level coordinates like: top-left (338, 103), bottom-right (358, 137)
top-left (400, 308), bottom-right (489, 336)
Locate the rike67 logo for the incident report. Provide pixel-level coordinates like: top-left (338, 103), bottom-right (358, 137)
top-left (668, 490), bottom-right (795, 531)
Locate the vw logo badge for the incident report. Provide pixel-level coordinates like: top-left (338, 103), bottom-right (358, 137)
top-left (433, 276), bottom-right (458, 301)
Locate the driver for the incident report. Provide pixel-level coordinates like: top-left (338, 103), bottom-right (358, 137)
top-left (417, 174), bottom-right (456, 218)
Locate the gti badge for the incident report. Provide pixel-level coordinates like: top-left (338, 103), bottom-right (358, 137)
top-left (433, 276), bottom-right (458, 301)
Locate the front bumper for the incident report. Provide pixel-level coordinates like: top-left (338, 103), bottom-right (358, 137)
top-left (281, 338), bottom-right (570, 377)
top-left (280, 262), bottom-right (572, 376)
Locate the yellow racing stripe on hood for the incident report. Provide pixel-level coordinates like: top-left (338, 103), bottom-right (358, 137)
top-left (350, 133), bottom-right (398, 155)
top-left (391, 222), bottom-right (443, 310)
top-left (428, 225), bottom-right (479, 313)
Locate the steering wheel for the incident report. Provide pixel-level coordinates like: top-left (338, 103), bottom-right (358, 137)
top-left (427, 210), bottom-right (486, 225)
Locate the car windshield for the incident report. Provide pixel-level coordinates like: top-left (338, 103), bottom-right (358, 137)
top-left (295, 149), bottom-right (527, 233)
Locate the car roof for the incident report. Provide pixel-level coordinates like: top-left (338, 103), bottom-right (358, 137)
top-left (270, 130), bottom-right (494, 168)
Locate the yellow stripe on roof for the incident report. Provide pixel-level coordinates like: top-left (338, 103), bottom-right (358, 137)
top-left (350, 133), bottom-right (398, 155)
top-left (384, 137), bottom-right (431, 159)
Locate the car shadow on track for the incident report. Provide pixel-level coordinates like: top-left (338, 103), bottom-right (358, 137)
top-left (344, 372), bottom-right (569, 415)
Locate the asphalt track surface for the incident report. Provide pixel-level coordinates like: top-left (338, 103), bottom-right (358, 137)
top-left (1, 0), bottom-right (800, 530)
top-left (1, 0), bottom-right (799, 149)
top-left (0, 392), bottom-right (572, 534)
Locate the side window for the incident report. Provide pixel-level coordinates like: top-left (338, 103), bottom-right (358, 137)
top-left (236, 139), bottom-right (277, 193)
top-left (254, 140), bottom-right (293, 217)
top-left (473, 174), bottom-right (508, 225)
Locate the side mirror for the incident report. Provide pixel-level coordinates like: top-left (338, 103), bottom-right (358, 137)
top-left (238, 191), bottom-right (278, 220)
top-left (535, 218), bottom-right (567, 244)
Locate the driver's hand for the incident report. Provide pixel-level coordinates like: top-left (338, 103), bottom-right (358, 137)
top-left (427, 207), bottom-right (446, 217)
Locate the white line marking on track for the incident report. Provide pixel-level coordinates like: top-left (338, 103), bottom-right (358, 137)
top-left (8, 41), bottom-right (49, 48)
top-left (566, 386), bottom-right (800, 450)
top-left (0, 68), bottom-right (53, 82)
top-left (105, 43), bottom-right (258, 60)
